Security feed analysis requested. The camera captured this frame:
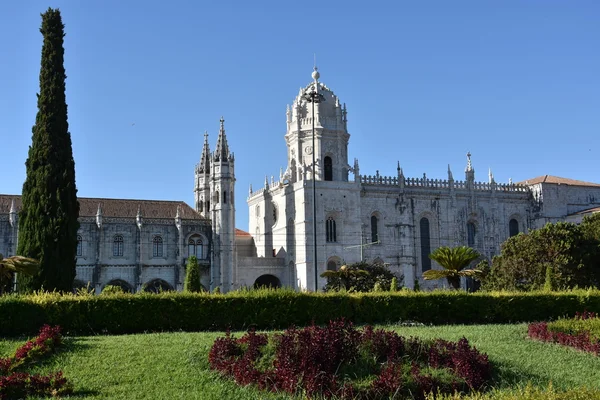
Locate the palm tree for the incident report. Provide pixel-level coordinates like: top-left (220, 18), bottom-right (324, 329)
top-left (422, 246), bottom-right (481, 289)
top-left (0, 254), bottom-right (39, 295)
top-left (321, 264), bottom-right (369, 291)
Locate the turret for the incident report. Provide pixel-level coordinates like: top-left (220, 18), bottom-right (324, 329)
top-left (195, 131), bottom-right (211, 217)
top-left (465, 152), bottom-right (475, 184)
top-left (209, 117), bottom-right (236, 293)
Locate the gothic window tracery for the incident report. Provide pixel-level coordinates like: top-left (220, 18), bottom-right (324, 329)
top-left (326, 217), bottom-right (337, 242)
top-left (153, 235), bottom-right (164, 257)
top-left (113, 235), bottom-right (124, 257)
top-left (187, 235), bottom-right (204, 259)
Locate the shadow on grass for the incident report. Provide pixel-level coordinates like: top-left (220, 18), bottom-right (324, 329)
top-left (489, 359), bottom-right (552, 389)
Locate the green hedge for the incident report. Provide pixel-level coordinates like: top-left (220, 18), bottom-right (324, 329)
top-left (1, 289), bottom-right (600, 336)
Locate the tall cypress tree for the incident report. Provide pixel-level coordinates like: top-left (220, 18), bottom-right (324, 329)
top-left (18, 8), bottom-right (79, 292)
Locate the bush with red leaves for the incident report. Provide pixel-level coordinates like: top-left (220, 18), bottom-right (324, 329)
top-left (208, 319), bottom-right (492, 399)
top-left (528, 321), bottom-right (600, 355)
top-left (0, 325), bottom-right (72, 399)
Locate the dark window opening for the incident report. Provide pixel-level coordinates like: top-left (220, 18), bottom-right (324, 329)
top-left (371, 215), bottom-right (379, 243)
top-left (467, 223), bottom-right (476, 247)
top-left (509, 219), bottom-right (519, 237)
top-left (326, 217), bottom-right (337, 242)
top-left (324, 156), bottom-right (333, 181)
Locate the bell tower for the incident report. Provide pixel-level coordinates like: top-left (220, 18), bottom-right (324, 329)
top-left (209, 117), bottom-right (236, 292)
top-left (284, 68), bottom-right (350, 183)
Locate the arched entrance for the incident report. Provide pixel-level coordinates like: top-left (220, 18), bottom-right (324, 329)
top-left (143, 279), bottom-right (174, 293)
top-left (105, 279), bottom-right (133, 293)
top-left (253, 274), bottom-right (281, 289)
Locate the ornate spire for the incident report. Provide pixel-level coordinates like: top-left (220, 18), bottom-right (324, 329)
top-left (96, 203), bottom-right (103, 229)
top-left (136, 205), bottom-right (143, 229)
top-left (214, 117), bottom-right (230, 162)
top-left (198, 131), bottom-right (211, 173)
top-left (9, 199), bottom-right (16, 227)
top-left (175, 205), bottom-right (182, 231)
top-left (488, 167), bottom-right (495, 184)
top-left (465, 152), bottom-right (473, 172)
top-left (448, 164), bottom-right (454, 181)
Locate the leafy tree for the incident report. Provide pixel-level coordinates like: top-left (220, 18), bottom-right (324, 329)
top-left (184, 255), bottom-right (202, 292)
top-left (423, 246), bottom-right (481, 289)
top-left (17, 8), bottom-right (79, 292)
top-left (0, 254), bottom-right (39, 295)
top-left (322, 261), bottom-right (400, 292)
top-left (483, 222), bottom-right (599, 291)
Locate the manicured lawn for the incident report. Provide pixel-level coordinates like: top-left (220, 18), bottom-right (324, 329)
top-left (2, 323), bottom-right (600, 399)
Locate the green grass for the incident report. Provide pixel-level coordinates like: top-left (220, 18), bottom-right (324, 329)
top-left (1, 324), bottom-right (600, 399)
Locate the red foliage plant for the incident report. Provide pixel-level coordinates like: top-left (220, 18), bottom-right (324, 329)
top-left (209, 319), bottom-right (491, 399)
top-left (0, 325), bottom-right (71, 399)
top-left (528, 321), bottom-right (600, 356)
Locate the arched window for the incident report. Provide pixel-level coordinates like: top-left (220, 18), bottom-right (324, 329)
top-left (76, 235), bottom-right (83, 257)
top-left (509, 219), bottom-right (519, 237)
top-left (420, 218), bottom-right (431, 272)
top-left (153, 235), bottom-right (163, 257)
top-left (187, 235), bottom-right (204, 259)
top-left (206, 200), bottom-right (210, 212)
top-left (223, 191), bottom-right (227, 204)
top-left (467, 222), bottom-right (476, 247)
top-left (371, 215), bottom-right (379, 243)
top-left (327, 261), bottom-right (337, 271)
top-left (198, 201), bottom-right (203, 213)
top-left (326, 217), bottom-right (337, 242)
top-left (324, 156), bottom-right (333, 181)
top-left (113, 235), bottom-right (124, 257)
top-left (214, 191), bottom-right (219, 204)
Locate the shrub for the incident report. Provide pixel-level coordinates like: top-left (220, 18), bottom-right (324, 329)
top-left (184, 256), bottom-right (202, 293)
top-left (323, 261), bottom-right (401, 292)
top-left (100, 285), bottom-right (124, 295)
top-left (2, 290), bottom-right (600, 336)
top-left (209, 319), bottom-right (491, 399)
top-left (483, 221), bottom-right (600, 291)
top-left (528, 311), bottom-right (600, 355)
top-left (0, 325), bottom-right (71, 399)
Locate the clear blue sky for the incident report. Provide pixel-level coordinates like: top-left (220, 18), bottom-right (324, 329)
top-left (1, 1), bottom-right (599, 230)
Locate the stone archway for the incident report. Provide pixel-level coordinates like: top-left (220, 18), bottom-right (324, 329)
top-left (143, 279), bottom-right (174, 293)
top-left (253, 274), bottom-right (281, 289)
top-left (105, 279), bottom-right (133, 293)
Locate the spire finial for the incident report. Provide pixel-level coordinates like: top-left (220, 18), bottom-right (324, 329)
top-left (220, 116), bottom-right (225, 131)
top-left (311, 55), bottom-right (320, 82)
top-left (466, 152), bottom-right (473, 172)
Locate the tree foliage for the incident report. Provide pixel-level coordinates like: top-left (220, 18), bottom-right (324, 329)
top-left (423, 246), bottom-right (481, 289)
top-left (483, 219), bottom-right (600, 291)
top-left (184, 255), bottom-right (202, 292)
top-left (0, 254), bottom-right (39, 295)
top-left (322, 261), bottom-right (401, 292)
top-left (17, 8), bottom-right (79, 292)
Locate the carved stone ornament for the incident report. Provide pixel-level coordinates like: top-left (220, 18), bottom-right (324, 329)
top-left (305, 146), bottom-right (313, 155)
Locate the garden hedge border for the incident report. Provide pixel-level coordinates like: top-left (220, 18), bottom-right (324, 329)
top-left (1, 290), bottom-right (599, 336)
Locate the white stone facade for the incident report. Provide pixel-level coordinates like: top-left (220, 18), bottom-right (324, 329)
top-left (2, 69), bottom-right (600, 293)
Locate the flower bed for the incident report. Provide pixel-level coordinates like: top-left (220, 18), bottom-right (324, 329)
top-left (209, 319), bottom-right (491, 399)
top-left (0, 325), bottom-right (71, 399)
top-left (528, 311), bottom-right (600, 355)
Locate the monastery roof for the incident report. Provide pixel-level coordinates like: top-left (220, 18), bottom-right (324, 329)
top-left (0, 195), bottom-right (205, 220)
top-left (235, 228), bottom-right (251, 237)
top-left (568, 206), bottom-right (600, 216)
top-left (518, 175), bottom-right (600, 188)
